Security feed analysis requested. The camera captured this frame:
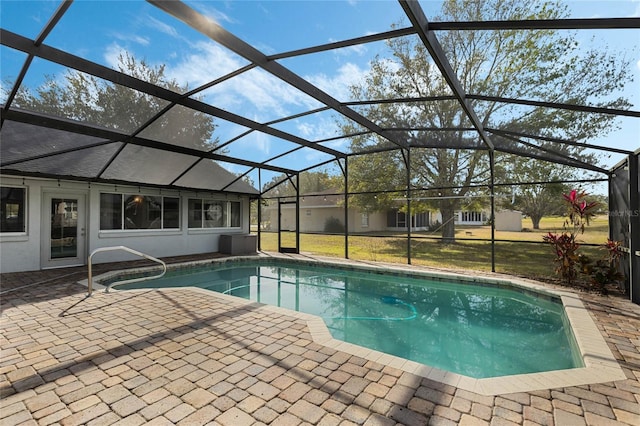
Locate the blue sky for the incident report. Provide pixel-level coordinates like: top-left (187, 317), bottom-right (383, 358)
top-left (1, 0), bottom-right (639, 187)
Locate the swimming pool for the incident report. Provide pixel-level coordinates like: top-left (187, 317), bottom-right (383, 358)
top-left (109, 257), bottom-right (583, 379)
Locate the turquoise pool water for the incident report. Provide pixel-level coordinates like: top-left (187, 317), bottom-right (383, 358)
top-left (114, 260), bottom-right (582, 378)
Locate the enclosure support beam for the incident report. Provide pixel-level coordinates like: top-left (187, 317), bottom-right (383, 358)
top-left (344, 158), bottom-right (349, 260)
top-left (149, 1), bottom-right (406, 151)
top-left (406, 148), bottom-right (412, 265)
top-left (1, 1), bottom-right (72, 127)
top-left (399, 0), bottom-right (495, 151)
top-left (258, 171), bottom-right (262, 252)
top-left (296, 174), bottom-right (301, 254)
top-left (629, 152), bottom-right (640, 304)
top-left (277, 200), bottom-right (282, 252)
top-left (490, 150), bottom-right (496, 273)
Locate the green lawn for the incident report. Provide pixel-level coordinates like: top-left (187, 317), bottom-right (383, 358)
top-left (453, 215), bottom-right (609, 244)
top-left (258, 215), bottom-right (611, 280)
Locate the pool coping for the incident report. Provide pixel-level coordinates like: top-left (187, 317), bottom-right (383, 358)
top-left (83, 253), bottom-right (627, 396)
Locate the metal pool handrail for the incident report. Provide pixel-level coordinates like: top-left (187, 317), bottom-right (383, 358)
top-left (87, 246), bottom-right (167, 296)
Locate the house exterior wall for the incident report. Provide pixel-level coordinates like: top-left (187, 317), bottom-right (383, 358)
top-left (273, 206), bottom-right (346, 233)
top-left (433, 209), bottom-right (521, 228)
top-left (269, 205), bottom-right (422, 233)
top-left (434, 210), bottom-right (488, 226)
top-left (265, 204), bottom-right (520, 236)
top-left (303, 208), bottom-right (391, 233)
top-left (301, 206), bottom-right (343, 233)
top-left (0, 176), bottom-right (251, 273)
top-left (495, 210), bottom-right (523, 231)
top-left (347, 210), bottom-right (388, 233)
top-left (269, 205), bottom-right (391, 233)
top-left (0, 177), bottom-right (42, 273)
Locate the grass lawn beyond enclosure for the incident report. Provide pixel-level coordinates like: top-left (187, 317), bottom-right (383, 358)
top-left (259, 215), bottom-right (611, 280)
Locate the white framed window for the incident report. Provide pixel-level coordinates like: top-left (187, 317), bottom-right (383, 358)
top-left (361, 212), bottom-right (369, 228)
top-left (100, 193), bottom-right (180, 230)
top-left (188, 199), bottom-right (241, 229)
top-left (461, 211), bottom-right (483, 222)
top-left (1, 186), bottom-right (26, 233)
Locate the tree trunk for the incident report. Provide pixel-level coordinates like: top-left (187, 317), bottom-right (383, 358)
top-left (530, 215), bottom-right (542, 230)
top-left (440, 206), bottom-right (456, 243)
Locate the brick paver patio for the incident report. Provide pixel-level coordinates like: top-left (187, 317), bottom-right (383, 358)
top-left (1, 254), bottom-right (639, 425)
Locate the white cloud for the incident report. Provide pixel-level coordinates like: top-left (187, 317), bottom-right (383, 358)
top-left (295, 122), bottom-right (315, 138)
top-left (166, 41), bottom-right (245, 88)
top-left (232, 129), bottom-right (272, 155)
top-left (337, 44), bottom-right (368, 58)
top-left (132, 35), bottom-right (150, 46)
top-left (328, 39), bottom-right (368, 57)
top-left (201, 67), bottom-right (321, 120)
top-left (188, 1), bottom-right (237, 25)
top-left (295, 117), bottom-right (340, 141)
top-left (322, 138), bottom-right (350, 151)
top-left (103, 43), bottom-right (129, 69)
top-left (307, 62), bottom-right (368, 101)
top-left (251, 132), bottom-right (271, 154)
top-left (110, 31), bottom-right (150, 47)
top-left (146, 16), bottom-right (179, 39)
top-left (161, 40), bottom-right (326, 121)
top-left (97, 22), bottom-right (372, 162)
top-left (211, 9), bottom-right (235, 25)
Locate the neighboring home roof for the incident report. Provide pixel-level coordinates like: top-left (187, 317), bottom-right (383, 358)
top-left (300, 190), bottom-right (343, 208)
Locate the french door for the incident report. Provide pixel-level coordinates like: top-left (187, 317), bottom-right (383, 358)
top-left (41, 192), bottom-right (87, 268)
top-left (278, 199), bottom-right (298, 254)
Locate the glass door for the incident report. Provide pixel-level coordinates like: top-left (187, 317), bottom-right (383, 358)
top-left (278, 199), bottom-right (298, 254)
top-left (42, 192), bottom-right (86, 268)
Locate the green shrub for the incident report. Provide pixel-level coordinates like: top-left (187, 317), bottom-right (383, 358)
top-left (324, 216), bottom-right (345, 233)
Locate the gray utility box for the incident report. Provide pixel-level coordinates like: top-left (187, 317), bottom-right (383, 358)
top-left (219, 234), bottom-right (257, 255)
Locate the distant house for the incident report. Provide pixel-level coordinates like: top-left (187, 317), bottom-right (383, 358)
top-left (265, 191), bottom-right (430, 233)
top-left (434, 209), bottom-right (522, 230)
top-left (265, 190), bottom-right (521, 233)
top-left (433, 210), bottom-right (488, 226)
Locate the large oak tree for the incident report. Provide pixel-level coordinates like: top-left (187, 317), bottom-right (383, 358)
top-left (7, 53), bottom-right (219, 151)
top-left (343, 0), bottom-right (631, 241)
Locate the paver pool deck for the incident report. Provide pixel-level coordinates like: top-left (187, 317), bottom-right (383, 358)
top-left (1, 253), bottom-right (639, 425)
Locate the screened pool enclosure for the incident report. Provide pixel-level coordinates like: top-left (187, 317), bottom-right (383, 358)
top-left (1, 1), bottom-right (638, 303)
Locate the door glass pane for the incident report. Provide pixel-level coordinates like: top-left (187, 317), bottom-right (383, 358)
top-left (51, 198), bottom-right (78, 259)
top-left (188, 199), bottom-right (202, 228)
top-left (163, 197), bottom-right (180, 229)
top-left (230, 201), bottom-right (241, 227)
top-left (100, 193), bottom-right (122, 230)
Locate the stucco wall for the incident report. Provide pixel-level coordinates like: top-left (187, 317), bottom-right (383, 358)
top-left (0, 176), bottom-right (43, 272)
top-left (495, 210), bottom-right (523, 231)
top-left (271, 206), bottom-right (390, 233)
top-left (347, 210), bottom-right (387, 233)
top-left (0, 176), bottom-right (251, 273)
